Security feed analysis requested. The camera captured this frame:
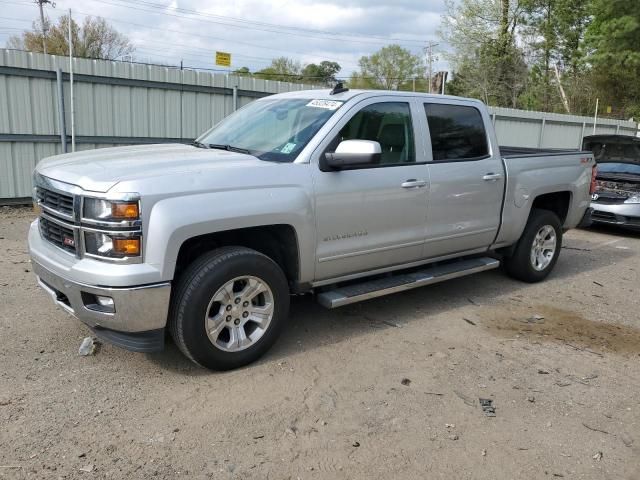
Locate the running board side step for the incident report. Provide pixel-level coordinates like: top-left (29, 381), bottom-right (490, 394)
top-left (316, 257), bottom-right (500, 309)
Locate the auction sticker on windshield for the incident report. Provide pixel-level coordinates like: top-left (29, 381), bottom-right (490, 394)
top-left (306, 99), bottom-right (343, 110)
top-left (281, 142), bottom-right (296, 154)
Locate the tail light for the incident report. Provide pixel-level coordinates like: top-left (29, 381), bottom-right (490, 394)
top-left (590, 165), bottom-right (598, 194)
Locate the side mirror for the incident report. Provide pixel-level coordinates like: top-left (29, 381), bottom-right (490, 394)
top-left (322, 140), bottom-right (381, 171)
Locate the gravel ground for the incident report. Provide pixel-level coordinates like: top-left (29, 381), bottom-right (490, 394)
top-left (1, 206), bottom-right (639, 480)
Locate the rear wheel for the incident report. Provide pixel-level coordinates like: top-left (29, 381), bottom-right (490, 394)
top-left (169, 247), bottom-right (290, 370)
top-left (504, 209), bottom-right (562, 283)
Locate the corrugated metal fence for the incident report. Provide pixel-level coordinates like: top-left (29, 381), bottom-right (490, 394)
top-left (1, 49), bottom-right (638, 200)
top-left (0, 49), bottom-right (321, 199)
top-left (488, 106), bottom-right (638, 150)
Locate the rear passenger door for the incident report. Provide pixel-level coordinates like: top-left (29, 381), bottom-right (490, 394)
top-left (421, 102), bottom-right (505, 259)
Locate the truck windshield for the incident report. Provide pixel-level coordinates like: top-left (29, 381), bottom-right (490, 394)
top-left (196, 98), bottom-right (344, 162)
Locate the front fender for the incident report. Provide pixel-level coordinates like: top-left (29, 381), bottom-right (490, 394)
top-left (144, 187), bottom-right (316, 282)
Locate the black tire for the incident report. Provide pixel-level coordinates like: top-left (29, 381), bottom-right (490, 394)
top-left (504, 209), bottom-right (563, 283)
top-left (169, 246), bottom-right (290, 370)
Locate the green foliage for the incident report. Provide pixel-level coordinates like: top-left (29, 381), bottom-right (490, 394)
top-left (233, 66), bottom-right (251, 76)
top-left (440, 0), bottom-right (526, 107)
top-left (7, 15), bottom-right (134, 60)
top-left (254, 57), bottom-right (302, 82)
top-left (585, 0), bottom-right (640, 118)
top-left (351, 44), bottom-right (424, 90)
top-left (441, 0), bottom-right (639, 120)
top-left (451, 40), bottom-right (527, 107)
top-left (252, 58), bottom-right (341, 86)
top-left (301, 61), bottom-right (341, 85)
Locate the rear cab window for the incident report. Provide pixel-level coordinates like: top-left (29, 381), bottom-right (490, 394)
top-left (424, 104), bottom-right (489, 161)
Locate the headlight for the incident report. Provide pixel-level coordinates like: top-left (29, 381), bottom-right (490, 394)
top-left (84, 198), bottom-right (140, 222)
top-left (624, 195), bottom-right (640, 204)
top-left (84, 232), bottom-right (141, 259)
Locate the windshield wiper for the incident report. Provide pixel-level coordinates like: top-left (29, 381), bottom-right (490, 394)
top-left (191, 140), bottom-right (209, 149)
top-left (208, 144), bottom-right (252, 155)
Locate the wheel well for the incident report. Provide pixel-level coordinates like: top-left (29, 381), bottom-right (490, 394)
top-left (531, 191), bottom-right (571, 224)
top-left (174, 225), bottom-right (300, 285)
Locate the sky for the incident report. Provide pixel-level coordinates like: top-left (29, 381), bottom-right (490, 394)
top-left (0, 0), bottom-right (448, 79)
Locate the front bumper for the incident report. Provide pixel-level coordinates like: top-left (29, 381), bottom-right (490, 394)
top-left (32, 261), bottom-right (171, 352)
top-left (29, 218), bottom-right (171, 352)
top-left (590, 202), bottom-right (640, 230)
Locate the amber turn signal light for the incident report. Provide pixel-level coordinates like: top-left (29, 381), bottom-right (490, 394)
top-left (111, 202), bottom-right (139, 219)
top-left (113, 237), bottom-right (141, 256)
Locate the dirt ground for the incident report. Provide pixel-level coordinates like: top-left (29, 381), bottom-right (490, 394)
top-left (1, 206), bottom-right (639, 480)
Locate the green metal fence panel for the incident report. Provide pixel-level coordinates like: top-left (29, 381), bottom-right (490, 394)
top-left (489, 106), bottom-right (638, 149)
top-left (0, 49), bottom-right (322, 199)
top-left (0, 49), bottom-right (638, 200)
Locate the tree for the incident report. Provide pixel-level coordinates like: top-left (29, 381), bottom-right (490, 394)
top-left (449, 42), bottom-right (527, 107)
top-left (7, 15), bottom-right (134, 60)
top-left (301, 61), bottom-right (341, 85)
top-left (585, 0), bottom-right (640, 119)
top-left (255, 57), bottom-right (301, 82)
top-left (519, 0), bottom-right (591, 113)
top-left (439, 0), bottom-right (527, 107)
top-left (233, 66), bottom-right (251, 76)
top-left (350, 45), bottom-right (424, 90)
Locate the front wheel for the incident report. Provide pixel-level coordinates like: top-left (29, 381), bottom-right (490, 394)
top-left (169, 247), bottom-right (290, 370)
top-left (504, 209), bottom-right (563, 283)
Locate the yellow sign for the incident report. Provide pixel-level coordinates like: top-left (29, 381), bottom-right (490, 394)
top-left (606, 106), bottom-right (612, 114)
top-left (215, 51), bottom-right (231, 67)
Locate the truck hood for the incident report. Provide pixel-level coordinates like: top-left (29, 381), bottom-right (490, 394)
top-left (583, 135), bottom-right (640, 166)
top-left (36, 143), bottom-right (265, 192)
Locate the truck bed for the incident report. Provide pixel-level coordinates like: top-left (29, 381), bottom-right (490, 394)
top-left (492, 148), bottom-right (593, 249)
top-left (500, 146), bottom-right (582, 158)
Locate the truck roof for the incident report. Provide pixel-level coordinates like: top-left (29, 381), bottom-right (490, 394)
top-left (273, 88), bottom-right (486, 106)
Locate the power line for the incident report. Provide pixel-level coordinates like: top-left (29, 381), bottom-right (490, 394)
top-left (132, 39), bottom-right (305, 66)
top-left (0, 0), bottom-right (431, 74)
top-left (89, 0), bottom-right (427, 46)
top-left (0, 9), bottom-right (362, 69)
top-left (2, 45), bottom-right (424, 86)
top-left (0, 11), bottom-right (363, 70)
top-left (65, 9), bottom-right (365, 68)
top-left (1, 0), bottom-right (433, 80)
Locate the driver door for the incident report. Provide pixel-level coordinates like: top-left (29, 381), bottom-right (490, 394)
top-left (311, 97), bottom-right (430, 281)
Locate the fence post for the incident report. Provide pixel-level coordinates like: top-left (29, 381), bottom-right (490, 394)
top-left (55, 68), bottom-right (67, 153)
top-left (232, 85), bottom-right (238, 112)
top-left (538, 118), bottom-right (546, 147)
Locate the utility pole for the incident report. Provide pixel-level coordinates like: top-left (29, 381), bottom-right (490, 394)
top-left (68, 8), bottom-right (75, 152)
top-left (35, 0), bottom-right (55, 55)
top-left (425, 41), bottom-right (439, 94)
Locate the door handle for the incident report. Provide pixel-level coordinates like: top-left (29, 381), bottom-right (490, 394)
top-left (483, 173), bottom-right (503, 182)
top-left (401, 179), bottom-right (427, 189)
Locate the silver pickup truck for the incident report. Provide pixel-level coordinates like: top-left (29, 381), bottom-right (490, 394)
top-left (28, 88), bottom-right (596, 370)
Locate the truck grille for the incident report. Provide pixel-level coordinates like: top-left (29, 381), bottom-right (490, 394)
top-left (39, 216), bottom-right (77, 254)
top-left (36, 187), bottom-right (74, 218)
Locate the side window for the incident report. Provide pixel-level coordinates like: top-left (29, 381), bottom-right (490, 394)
top-left (332, 102), bottom-right (416, 165)
top-left (424, 104), bottom-right (489, 161)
